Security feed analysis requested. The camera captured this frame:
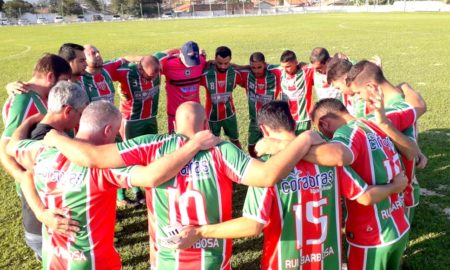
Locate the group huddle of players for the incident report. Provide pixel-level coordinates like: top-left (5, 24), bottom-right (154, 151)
top-left (0, 40), bottom-right (427, 270)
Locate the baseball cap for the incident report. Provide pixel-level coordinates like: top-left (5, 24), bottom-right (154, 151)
top-left (181, 41), bottom-right (200, 67)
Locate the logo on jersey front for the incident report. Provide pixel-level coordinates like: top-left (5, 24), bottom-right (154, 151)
top-left (185, 69), bottom-right (192, 77)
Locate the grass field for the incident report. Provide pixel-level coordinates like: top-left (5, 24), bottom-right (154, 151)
top-left (0, 12), bottom-right (449, 269)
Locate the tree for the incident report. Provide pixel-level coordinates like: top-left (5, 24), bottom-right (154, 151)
top-left (84, 0), bottom-right (101, 11)
top-left (3, 0), bottom-right (34, 18)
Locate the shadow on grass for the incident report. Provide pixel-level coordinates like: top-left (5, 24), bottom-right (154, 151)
top-left (401, 129), bottom-right (450, 269)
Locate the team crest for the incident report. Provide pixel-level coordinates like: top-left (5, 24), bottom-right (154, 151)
top-left (258, 83), bottom-right (265, 89)
top-left (185, 69), bottom-right (192, 76)
top-left (218, 81), bottom-right (225, 88)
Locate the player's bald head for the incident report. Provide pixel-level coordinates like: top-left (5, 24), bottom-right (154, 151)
top-left (175, 102), bottom-right (207, 136)
top-left (84, 44), bottom-right (103, 68)
top-left (139, 55), bottom-right (160, 80)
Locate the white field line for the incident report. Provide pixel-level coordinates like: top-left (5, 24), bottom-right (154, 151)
top-left (0, 45), bottom-right (32, 61)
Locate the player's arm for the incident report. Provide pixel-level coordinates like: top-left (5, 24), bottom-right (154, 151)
top-left (0, 139), bottom-right (26, 181)
top-left (44, 130), bottom-right (124, 168)
top-left (5, 81), bottom-right (30, 96)
top-left (128, 132), bottom-right (221, 187)
top-left (398, 82), bottom-right (427, 118)
top-left (356, 172), bottom-right (408, 206)
top-left (370, 88), bottom-right (419, 160)
top-left (20, 171), bottom-right (80, 238)
top-left (6, 113), bottom-right (44, 157)
top-left (303, 142), bottom-right (353, 167)
top-left (176, 217), bottom-right (263, 249)
top-left (242, 130), bottom-right (325, 187)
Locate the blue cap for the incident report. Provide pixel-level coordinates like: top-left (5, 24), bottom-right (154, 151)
top-left (181, 41), bottom-right (200, 67)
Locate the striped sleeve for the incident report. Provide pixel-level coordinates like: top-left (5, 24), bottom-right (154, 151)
top-left (338, 166), bottom-right (368, 201)
top-left (116, 134), bottom-right (170, 166)
top-left (331, 124), bottom-right (360, 164)
top-left (103, 58), bottom-right (126, 80)
top-left (384, 104), bottom-right (417, 132)
top-left (13, 139), bottom-right (45, 168)
top-left (242, 186), bottom-right (273, 225)
top-left (2, 95), bottom-right (31, 138)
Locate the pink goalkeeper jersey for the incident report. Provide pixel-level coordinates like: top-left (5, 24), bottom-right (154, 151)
top-left (155, 52), bottom-right (207, 117)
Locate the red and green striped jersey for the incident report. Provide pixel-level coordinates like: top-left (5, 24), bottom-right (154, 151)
top-left (80, 59), bottom-right (125, 103)
top-left (115, 62), bottom-right (161, 121)
top-left (332, 107), bottom-right (416, 247)
top-left (116, 134), bottom-right (253, 270)
top-left (357, 94), bottom-right (420, 207)
top-left (155, 52), bottom-right (207, 117)
top-left (243, 160), bottom-right (367, 270)
top-left (238, 68), bottom-right (281, 121)
top-left (2, 91), bottom-right (47, 139)
top-left (13, 139), bottom-right (133, 270)
top-left (278, 66), bottom-right (315, 123)
top-left (201, 66), bottom-right (242, 122)
top-left (313, 71), bottom-right (341, 101)
top-left (385, 96), bottom-right (419, 208)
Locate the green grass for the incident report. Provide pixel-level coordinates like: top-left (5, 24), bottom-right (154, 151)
top-left (0, 12), bottom-right (449, 269)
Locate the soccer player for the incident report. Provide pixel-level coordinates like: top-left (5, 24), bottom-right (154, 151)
top-left (155, 41), bottom-right (207, 133)
top-left (201, 46), bottom-right (242, 148)
top-left (0, 54), bottom-right (71, 260)
top-left (10, 100), bottom-right (221, 270)
top-left (277, 50), bottom-right (315, 134)
top-left (304, 97), bottom-right (418, 270)
top-left (310, 47), bottom-right (341, 101)
top-left (58, 43), bottom-right (87, 82)
top-left (42, 101), bottom-right (324, 269)
top-left (238, 52), bottom-right (281, 157)
top-left (345, 60), bottom-right (427, 223)
top-left (175, 101), bottom-right (408, 270)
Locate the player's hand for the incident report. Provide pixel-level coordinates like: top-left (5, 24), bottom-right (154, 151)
top-left (192, 130), bottom-right (222, 150)
top-left (175, 225), bottom-right (201, 250)
top-left (334, 52), bottom-right (348, 60)
top-left (302, 130), bottom-right (326, 146)
top-left (200, 48), bottom-right (207, 58)
top-left (6, 81), bottom-right (30, 96)
top-left (391, 171), bottom-right (408, 193)
top-left (370, 55), bottom-right (383, 69)
top-left (368, 86), bottom-right (387, 124)
top-left (43, 129), bottom-right (66, 147)
top-left (416, 151), bottom-right (428, 169)
top-left (38, 208), bottom-right (80, 238)
top-left (255, 137), bottom-right (287, 157)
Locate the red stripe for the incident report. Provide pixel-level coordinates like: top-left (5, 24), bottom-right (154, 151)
top-left (348, 245), bottom-right (366, 270)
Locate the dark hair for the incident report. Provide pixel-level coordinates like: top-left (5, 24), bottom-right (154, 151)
top-left (258, 101), bottom-right (295, 132)
top-left (249, 52), bottom-right (265, 63)
top-left (32, 53), bottom-right (72, 79)
top-left (215, 46), bottom-right (232, 58)
top-left (326, 57), bottom-right (353, 84)
top-left (311, 98), bottom-right (348, 123)
top-left (346, 60), bottom-right (386, 87)
top-left (58, 43), bottom-right (84, 62)
top-left (280, 50), bottom-right (297, 63)
top-left (309, 47), bottom-right (330, 65)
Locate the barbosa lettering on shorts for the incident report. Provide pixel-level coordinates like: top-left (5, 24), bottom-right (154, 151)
top-left (48, 245), bottom-right (88, 262)
top-left (191, 238), bottom-right (220, 249)
top-left (280, 171), bottom-right (334, 194)
top-left (284, 246), bottom-right (335, 268)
